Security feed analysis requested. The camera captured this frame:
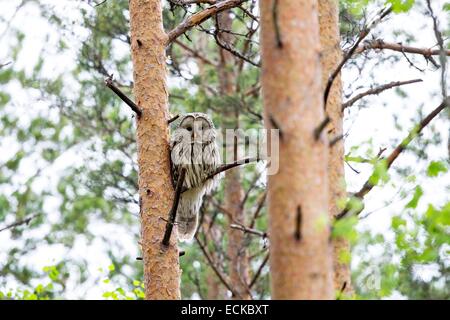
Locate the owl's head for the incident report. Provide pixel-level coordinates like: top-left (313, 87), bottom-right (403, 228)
top-left (174, 113), bottom-right (216, 144)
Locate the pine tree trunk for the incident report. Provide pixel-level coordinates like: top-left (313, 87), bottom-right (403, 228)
top-left (217, 11), bottom-right (251, 300)
top-left (129, 0), bottom-right (181, 300)
top-left (259, 0), bottom-right (334, 299)
top-left (318, 0), bottom-right (353, 296)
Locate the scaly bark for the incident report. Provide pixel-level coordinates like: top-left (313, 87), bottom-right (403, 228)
top-left (129, 0), bottom-right (181, 300)
top-left (318, 0), bottom-right (353, 296)
top-left (217, 11), bottom-right (251, 300)
top-left (259, 0), bottom-right (334, 299)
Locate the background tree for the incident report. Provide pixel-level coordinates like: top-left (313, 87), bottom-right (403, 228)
top-left (319, 0), bottom-right (352, 295)
top-left (259, 0), bottom-right (334, 299)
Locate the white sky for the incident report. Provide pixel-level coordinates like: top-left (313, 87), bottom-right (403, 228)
top-left (0, 0), bottom-right (449, 299)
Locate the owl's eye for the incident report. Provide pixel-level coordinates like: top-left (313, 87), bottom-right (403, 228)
top-left (186, 126), bottom-right (192, 131)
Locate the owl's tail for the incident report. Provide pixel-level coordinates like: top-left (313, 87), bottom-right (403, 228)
top-left (176, 188), bottom-right (203, 242)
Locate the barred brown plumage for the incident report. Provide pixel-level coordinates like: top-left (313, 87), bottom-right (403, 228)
top-left (170, 113), bottom-right (222, 241)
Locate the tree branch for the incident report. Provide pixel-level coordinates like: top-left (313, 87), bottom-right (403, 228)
top-left (230, 223), bottom-right (267, 238)
top-left (336, 97), bottom-right (450, 220)
top-left (324, 7), bottom-right (392, 108)
top-left (173, 39), bottom-right (218, 67)
top-left (169, 0), bottom-right (217, 5)
top-left (354, 39), bottom-right (450, 57)
top-left (105, 76), bottom-right (142, 117)
top-left (181, 157), bottom-right (259, 194)
top-left (206, 157), bottom-right (258, 180)
top-left (195, 234), bottom-right (240, 297)
top-left (0, 214), bottom-right (40, 233)
top-left (166, 0), bottom-right (249, 44)
top-left (342, 79), bottom-right (423, 110)
top-left (0, 61), bottom-right (11, 69)
top-left (161, 168), bottom-right (186, 247)
top-left (168, 114), bottom-right (180, 124)
top-left (249, 252), bottom-right (269, 289)
top-left (426, 0), bottom-right (447, 98)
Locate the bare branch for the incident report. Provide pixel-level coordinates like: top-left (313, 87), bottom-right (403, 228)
top-left (105, 76), bottom-right (142, 117)
top-left (249, 253), bottom-right (269, 289)
top-left (0, 214), bottom-right (40, 233)
top-left (173, 39), bottom-right (218, 67)
top-left (426, 0), bottom-right (447, 98)
top-left (168, 0), bottom-right (217, 6)
top-left (249, 191), bottom-right (267, 229)
top-left (314, 116), bottom-right (331, 140)
top-left (230, 223), bottom-right (267, 238)
top-left (0, 61), bottom-right (11, 69)
top-left (213, 23), bottom-right (261, 67)
top-left (166, 0), bottom-right (249, 44)
top-left (324, 7), bottom-right (392, 108)
top-left (168, 114), bottom-right (180, 124)
top-left (195, 234), bottom-right (240, 297)
top-left (181, 157), bottom-right (259, 195)
top-left (161, 168), bottom-right (187, 247)
top-left (206, 157), bottom-right (259, 180)
top-left (354, 39), bottom-right (450, 57)
top-left (342, 79), bottom-right (423, 110)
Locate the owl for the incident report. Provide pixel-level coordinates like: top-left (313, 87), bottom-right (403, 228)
top-left (170, 113), bottom-right (222, 241)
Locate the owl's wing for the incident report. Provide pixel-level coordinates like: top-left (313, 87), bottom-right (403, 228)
top-left (202, 140), bottom-right (222, 195)
top-left (170, 131), bottom-right (185, 185)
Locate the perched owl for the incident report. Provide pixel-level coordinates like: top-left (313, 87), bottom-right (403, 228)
top-left (170, 113), bottom-right (222, 241)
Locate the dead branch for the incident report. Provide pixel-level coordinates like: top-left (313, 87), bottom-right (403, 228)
top-left (0, 61), bottom-right (11, 69)
top-left (195, 234), bottom-right (240, 297)
top-left (314, 116), bottom-right (331, 140)
top-left (249, 191), bottom-right (267, 229)
top-left (426, 0), bottom-right (447, 98)
top-left (166, 0), bottom-right (249, 44)
top-left (342, 79), bottom-right (423, 110)
top-left (168, 0), bottom-right (217, 6)
top-left (206, 157), bottom-right (259, 180)
top-left (355, 39), bottom-right (450, 57)
top-left (181, 157), bottom-right (259, 194)
top-left (0, 214), bottom-right (40, 233)
top-left (230, 223), bottom-right (267, 238)
top-left (249, 252), bottom-right (269, 289)
top-left (105, 76), bottom-right (142, 117)
top-left (213, 20), bottom-right (261, 67)
top-left (324, 7), bottom-right (392, 108)
top-left (168, 114), bottom-right (180, 124)
top-left (173, 39), bottom-right (218, 67)
top-left (161, 168), bottom-right (186, 247)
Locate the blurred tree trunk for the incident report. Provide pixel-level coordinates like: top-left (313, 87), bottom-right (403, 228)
top-left (318, 1), bottom-right (353, 296)
top-left (129, 0), bottom-right (181, 300)
top-left (217, 11), bottom-right (251, 300)
top-left (259, 0), bottom-right (334, 299)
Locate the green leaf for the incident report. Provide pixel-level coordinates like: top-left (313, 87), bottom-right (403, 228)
top-left (392, 216), bottom-right (407, 229)
top-left (426, 161), bottom-right (448, 177)
top-left (332, 216), bottom-right (359, 243)
top-left (387, 0), bottom-right (415, 12)
top-left (368, 159), bottom-right (389, 186)
top-left (406, 186), bottom-right (423, 209)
